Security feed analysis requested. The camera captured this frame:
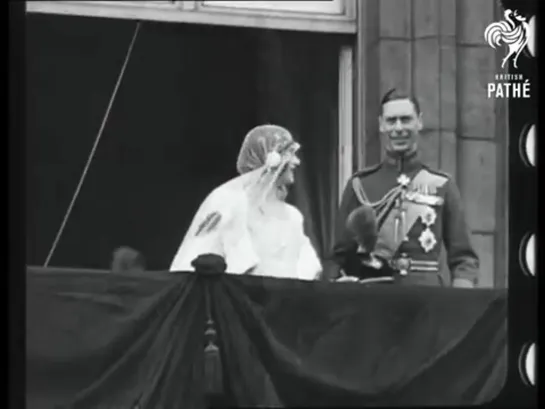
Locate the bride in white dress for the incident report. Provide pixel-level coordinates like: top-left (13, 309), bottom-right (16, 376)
top-left (169, 124), bottom-right (322, 281)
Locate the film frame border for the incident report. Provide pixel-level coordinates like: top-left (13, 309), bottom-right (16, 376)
top-left (490, 0), bottom-right (538, 406)
top-left (7, 0), bottom-right (540, 407)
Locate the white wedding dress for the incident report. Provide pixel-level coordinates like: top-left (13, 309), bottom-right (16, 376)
top-left (170, 124), bottom-right (322, 280)
top-left (169, 167), bottom-right (322, 281)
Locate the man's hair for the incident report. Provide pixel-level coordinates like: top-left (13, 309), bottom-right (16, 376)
top-left (380, 88), bottom-right (421, 115)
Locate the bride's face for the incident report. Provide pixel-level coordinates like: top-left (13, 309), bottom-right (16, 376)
top-left (276, 154), bottom-right (300, 187)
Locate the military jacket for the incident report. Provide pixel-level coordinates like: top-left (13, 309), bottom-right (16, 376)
top-left (328, 151), bottom-right (479, 285)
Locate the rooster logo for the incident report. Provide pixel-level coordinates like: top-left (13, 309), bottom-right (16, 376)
top-left (484, 9), bottom-right (530, 68)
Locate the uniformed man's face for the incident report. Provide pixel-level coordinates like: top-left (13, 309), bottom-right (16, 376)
top-left (379, 99), bottom-right (423, 155)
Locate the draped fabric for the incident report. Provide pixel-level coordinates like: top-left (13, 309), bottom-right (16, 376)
top-left (27, 270), bottom-right (207, 409)
top-left (253, 29), bottom-right (343, 259)
top-left (27, 267), bottom-right (507, 408)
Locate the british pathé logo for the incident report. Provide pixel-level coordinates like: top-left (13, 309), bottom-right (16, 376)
top-left (484, 9), bottom-right (530, 69)
top-left (487, 73), bottom-right (530, 99)
top-left (485, 10), bottom-right (532, 99)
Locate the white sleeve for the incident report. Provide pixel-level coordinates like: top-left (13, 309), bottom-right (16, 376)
top-left (169, 234), bottom-right (220, 272)
top-left (288, 205), bottom-right (323, 281)
top-left (297, 236), bottom-right (323, 281)
top-left (169, 188), bottom-right (227, 272)
top-left (170, 175), bottom-right (263, 274)
top-left (221, 200), bottom-right (260, 275)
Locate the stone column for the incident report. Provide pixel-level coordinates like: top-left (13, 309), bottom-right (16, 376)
top-left (412, 0), bottom-right (457, 175)
top-left (358, 0), bottom-right (458, 170)
top-left (457, 0), bottom-right (507, 288)
top-left (355, 0), bottom-right (413, 167)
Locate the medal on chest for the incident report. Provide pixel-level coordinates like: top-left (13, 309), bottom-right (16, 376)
top-left (394, 174), bottom-right (439, 253)
top-left (418, 206), bottom-right (438, 252)
top-left (412, 177), bottom-right (439, 253)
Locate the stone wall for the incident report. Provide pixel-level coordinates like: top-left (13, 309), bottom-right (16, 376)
top-left (356, 0), bottom-right (509, 287)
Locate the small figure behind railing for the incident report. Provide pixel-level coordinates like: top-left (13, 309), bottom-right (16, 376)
top-left (110, 246), bottom-right (146, 273)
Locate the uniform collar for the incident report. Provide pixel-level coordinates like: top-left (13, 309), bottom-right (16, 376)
top-left (383, 149), bottom-right (422, 173)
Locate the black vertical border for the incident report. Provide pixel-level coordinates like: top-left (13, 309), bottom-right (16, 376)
top-left (492, 0), bottom-right (539, 406)
top-left (8, 1), bottom-right (26, 408)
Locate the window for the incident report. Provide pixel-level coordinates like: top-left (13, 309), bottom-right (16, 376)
top-left (26, 0), bottom-right (356, 33)
top-left (200, 1), bottom-right (344, 15)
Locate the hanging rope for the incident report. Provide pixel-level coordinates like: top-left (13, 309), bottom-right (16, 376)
top-left (44, 21), bottom-right (142, 267)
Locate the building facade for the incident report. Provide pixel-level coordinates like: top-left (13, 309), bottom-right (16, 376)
top-left (26, 0), bottom-right (508, 287)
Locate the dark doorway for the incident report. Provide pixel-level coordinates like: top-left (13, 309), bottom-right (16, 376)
top-left (26, 15), bottom-right (259, 269)
top-left (26, 13), bottom-right (344, 270)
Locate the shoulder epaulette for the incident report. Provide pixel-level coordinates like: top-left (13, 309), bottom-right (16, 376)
top-left (422, 165), bottom-right (452, 180)
top-left (351, 163), bottom-right (382, 180)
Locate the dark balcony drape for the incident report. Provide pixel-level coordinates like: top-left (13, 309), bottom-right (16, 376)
top-left (27, 267), bottom-right (507, 408)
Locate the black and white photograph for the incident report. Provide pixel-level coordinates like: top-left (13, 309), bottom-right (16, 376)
top-left (19, 0), bottom-right (536, 407)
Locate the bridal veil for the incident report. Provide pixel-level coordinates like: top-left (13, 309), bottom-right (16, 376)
top-left (169, 125), bottom-right (322, 280)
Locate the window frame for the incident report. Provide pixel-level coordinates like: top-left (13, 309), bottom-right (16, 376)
top-left (26, 1), bottom-right (356, 34)
top-left (338, 46), bottom-right (354, 204)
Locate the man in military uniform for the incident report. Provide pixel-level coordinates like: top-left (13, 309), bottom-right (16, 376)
top-left (327, 89), bottom-right (479, 288)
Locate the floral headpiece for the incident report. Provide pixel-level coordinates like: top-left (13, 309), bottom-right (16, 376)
top-left (264, 137), bottom-right (300, 170)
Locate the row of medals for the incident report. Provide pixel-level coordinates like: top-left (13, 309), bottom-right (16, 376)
top-left (394, 174), bottom-right (438, 275)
